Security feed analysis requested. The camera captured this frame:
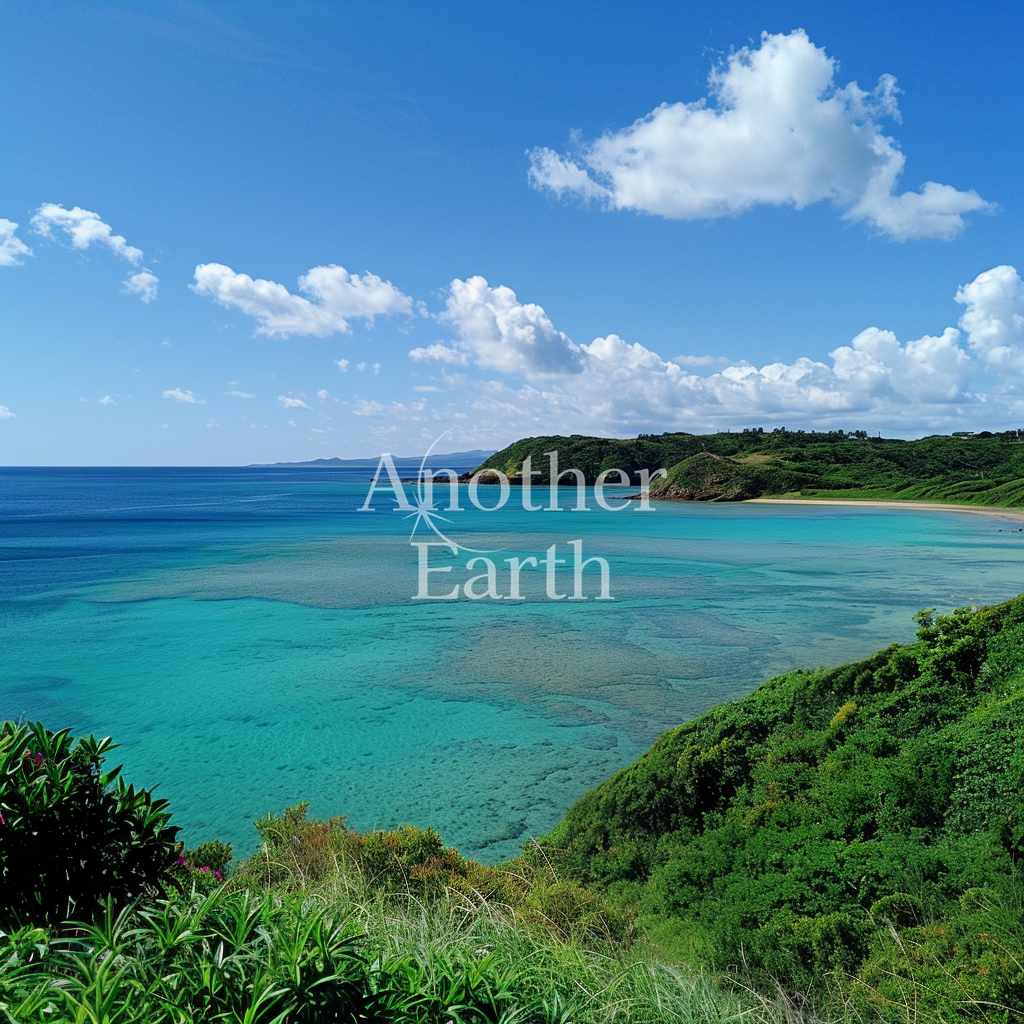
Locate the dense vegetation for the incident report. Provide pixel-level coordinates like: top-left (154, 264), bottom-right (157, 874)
top-left (5, 598), bottom-right (1024, 1020)
top-left (0, 734), bottom-right (776, 1023)
top-left (476, 429), bottom-right (1024, 505)
top-left (539, 596), bottom-right (1024, 1019)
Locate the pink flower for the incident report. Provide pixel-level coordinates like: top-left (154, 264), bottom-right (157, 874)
top-left (0, 812), bottom-right (5, 825)
top-left (199, 866), bottom-right (210, 872)
top-left (214, 871), bottom-right (223, 881)
top-left (34, 753), bottom-right (43, 766)
top-left (177, 856), bottom-right (186, 864)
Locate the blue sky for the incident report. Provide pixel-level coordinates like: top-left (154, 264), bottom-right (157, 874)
top-left (1, 1), bottom-right (1021, 464)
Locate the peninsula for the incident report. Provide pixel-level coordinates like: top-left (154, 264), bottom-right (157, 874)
top-left (476, 429), bottom-right (1024, 508)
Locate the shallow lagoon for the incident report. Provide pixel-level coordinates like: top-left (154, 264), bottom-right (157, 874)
top-left (3, 466), bottom-right (1024, 860)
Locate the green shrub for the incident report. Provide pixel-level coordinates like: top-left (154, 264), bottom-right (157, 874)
top-left (231, 804), bottom-right (634, 945)
top-left (0, 721), bottom-right (180, 929)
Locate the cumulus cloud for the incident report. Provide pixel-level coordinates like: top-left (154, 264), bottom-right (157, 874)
top-left (192, 262), bottom-right (413, 337)
top-left (226, 390), bottom-right (256, 398)
top-left (335, 359), bottom-right (350, 372)
top-left (466, 330), bottom-right (972, 437)
top-left (956, 265), bottom-right (1024, 373)
top-left (411, 276), bottom-right (586, 376)
top-left (406, 266), bottom-right (1024, 440)
top-left (409, 342), bottom-right (470, 365)
top-left (0, 220), bottom-right (32, 266)
top-left (278, 395), bottom-right (311, 409)
top-left (0, 405), bottom-right (15, 419)
top-left (162, 388), bottom-right (205, 404)
top-left (529, 30), bottom-right (990, 240)
top-left (30, 203), bottom-right (159, 298)
top-left (98, 395), bottom-right (116, 406)
top-left (32, 203), bottom-right (144, 262)
top-left (123, 269), bottom-right (159, 303)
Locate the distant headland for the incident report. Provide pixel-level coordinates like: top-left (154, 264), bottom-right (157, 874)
top-left (477, 429), bottom-right (1024, 508)
top-left (249, 449), bottom-right (496, 469)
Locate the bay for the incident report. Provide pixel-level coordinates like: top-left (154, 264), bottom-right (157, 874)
top-left (3, 466), bottom-right (1024, 861)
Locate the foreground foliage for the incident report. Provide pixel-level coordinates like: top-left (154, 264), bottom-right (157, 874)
top-left (0, 721), bottom-right (179, 930)
top-left (477, 428), bottom-right (1024, 505)
top-left (540, 596), bottom-right (1024, 1020)
top-left (0, 810), bottom-right (767, 1024)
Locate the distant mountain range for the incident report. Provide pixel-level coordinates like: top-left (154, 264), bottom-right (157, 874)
top-left (249, 450), bottom-right (496, 469)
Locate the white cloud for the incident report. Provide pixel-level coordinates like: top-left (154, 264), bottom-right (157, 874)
top-left (32, 203), bottom-right (144, 262)
top-left (405, 267), bottom-right (1024, 441)
top-left (351, 398), bottom-right (427, 419)
top-left (956, 265), bottom-right (1024, 373)
top-left (278, 395), bottom-right (311, 409)
top-left (98, 395), bottom-right (116, 406)
top-left (122, 269), bottom-right (159, 303)
top-left (351, 399), bottom-right (384, 417)
top-left (529, 30), bottom-right (990, 241)
top-left (409, 342), bottom-right (469, 365)
top-left (192, 262), bottom-right (413, 337)
top-left (465, 330), bottom-right (974, 437)
top-left (226, 390), bottom-right (256, 398)
top-left (30, 203), bottom-right (159, 299)
top-left (412, 276), bottom-right (586, 376)
top-left (0, 405), bottom-right (15, 419)
top-left (317, 389), bottom-right (330, 402)
top-left (335, 359), bottom-right (350, 372)
top-left (162, 388), bottom-right (205, 404)
top-left (0, 220), bottom-right (32, 266)
top-left (672, 355), bottom-right (733, 368)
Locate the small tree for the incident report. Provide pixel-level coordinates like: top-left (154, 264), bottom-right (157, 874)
top-left (0, 721), bottom-right (180, 929)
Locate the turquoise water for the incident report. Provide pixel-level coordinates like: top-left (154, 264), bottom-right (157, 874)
top-left (3, 467), bottom-right (1024, 861)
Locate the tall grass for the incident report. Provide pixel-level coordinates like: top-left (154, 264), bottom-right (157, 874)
top-left (0, 806), bottom-right (807, 1024)
top-left (0, 884), bottom-right (810, 1024)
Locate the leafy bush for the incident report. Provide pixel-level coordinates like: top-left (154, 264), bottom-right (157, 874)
top-left (0, 721), bottom-right (180, 929)
top-left (230, 803), bottom-right (635, 946)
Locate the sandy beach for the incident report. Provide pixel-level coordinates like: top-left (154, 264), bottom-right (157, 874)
top-left (746, 497), bottom-right (1024, 524)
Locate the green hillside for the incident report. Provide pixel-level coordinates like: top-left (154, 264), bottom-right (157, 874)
top-left (538, 596), bottom-right (1024, 1018)
top-left (477, 429), bottom-right (1024, 506)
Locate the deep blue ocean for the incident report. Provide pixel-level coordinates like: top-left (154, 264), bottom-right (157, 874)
top-left (3, 466), bottom-right (1024, 861)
